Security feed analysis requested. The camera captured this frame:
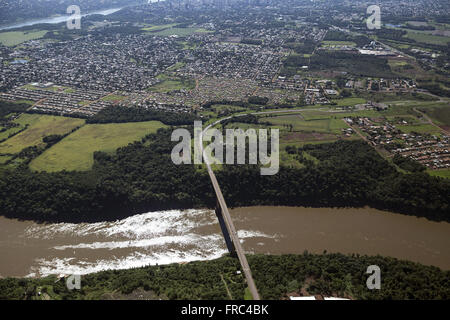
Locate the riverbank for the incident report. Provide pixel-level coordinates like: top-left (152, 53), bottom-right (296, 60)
top-left (1, 253), bottom-right (448, 300)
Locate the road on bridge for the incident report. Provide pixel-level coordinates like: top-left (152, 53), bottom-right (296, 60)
top-left (200, 118), bottom-right (261, 300)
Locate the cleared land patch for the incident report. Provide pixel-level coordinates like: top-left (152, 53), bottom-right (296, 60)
top-left (148, 78), bottom-right (195, 92)
top-left (153, 27), bottom-right (211, 37)
top-left (30, 121), bottom-right (167, 172)
top-left (265, 114), bottom-right (349, 134)
top-left (330, 97), bottom-right (366, 106)
top-left (404, 31), bottom-right (450, 45)
top-left (419, 106), bottom-right (450, 127)
top-left (101, 94), bottom-right (127, 103)
top-left (321, 40), bottom-right (356, 47)
top-left (397, 124), bottom-right (443, 135)
top-left (0, 30), bottom-right (48, 47)
top-left (0, 114), bottom-right (85, 154)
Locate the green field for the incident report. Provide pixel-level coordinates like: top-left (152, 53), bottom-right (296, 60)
top-left (101, 94), bottom-right (127, 102)
top-left (419, 106), bottom-right (450, 126)
top-left (153, 27), bottom-right (211, 37)
top-left (267, 115), bottom-right (327, 132)
top-left (0, 30), bottom-right (48, 47)
top-left (427, 169), bottom-right (450, 179)
top-left (141, 24), bottom-right (178, 32)
top-left (21, 84), bottom-right (73, 93)
top-left (397, 124), bottom-right (443, 135)
top-left (30, 121), bottom-right (167, 172)
top-left (0, 114), bottom-right (85, 154)
top-left (321, 40), bottom-right (356, 46)
top-left (404, 31), bottom-right (450, 45)
top-left (0, 125), bottom-right (24, 141)
top-left (148, 78), bottom-right (195, 92)
top-left (0, 155), bottom-right (12, 165)
top-left (265, 114), bottom-right (348, 134)
top-left (167, 62), bottom-right (186, 71)
top-left (330, 97), bottom-right (366, 106)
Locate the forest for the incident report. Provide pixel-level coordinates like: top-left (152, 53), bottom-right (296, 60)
top-left (0, 100), bottom-right (29, 118)
top-left (87, 106), bottom-right (199, 125)
top-left (284, 51), bottom-right (395, 78)
top-left (309, 51), bottom-right (395, 78)
top-left (0, 253), bottom-right (448, 300)
top-left (0, 129), bottom-right (448, 223)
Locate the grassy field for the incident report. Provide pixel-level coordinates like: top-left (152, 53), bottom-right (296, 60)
top-left (404, 31), bottom-right (450, 45)
top-left (427, 169), bottom-right (450, 179)
top-left (397, 124), bottom-right (443, 135)
top-left (0, 30), bottom-right (48, 46)
top-left (0, 155), bottom-right (12, 165)
top-left (30, 121), bottom-right (167, 172)
top-left (0, 114), bottom-right (85, 154)
top-left (267, 115), bottom-right (329, 132)
top-left (141, 24), bottom-right (178, 32)
top-left (148, 78), bottom-right (195, 92)
top-left (153, 27), bottom-right (211, 37)
top-left (101, 94), bottom-right (126, 102)
top-left (21, 83), bottom-right (73, 93)
top-left (419, 106), bottom-right (450, 127)
top-left (167, 62), bottom-right (186, 71)
top-left (265, 114), bottom-right (350, 135)
top-left (330, 97), bottom-right (366, 107)
top-left (321, 40), bottom-right (356, 46)
top-left (0, 126), bottom-right (24, 141)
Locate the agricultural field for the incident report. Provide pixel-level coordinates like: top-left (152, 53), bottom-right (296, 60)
top-left (30, 121), bottom-right (167, 172)
top-left (0, 30), bottom-right (48, 47)
top-left (0, 114), bottom-right (85, 154)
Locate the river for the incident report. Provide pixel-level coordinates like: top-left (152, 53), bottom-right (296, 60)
top-left (0, 206), bottom-right (449, 278)
top-left (0, 7), bottom-right (124, 31)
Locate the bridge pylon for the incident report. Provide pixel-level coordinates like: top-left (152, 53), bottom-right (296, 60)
top-left (215, 200), bottom-right (237, 257)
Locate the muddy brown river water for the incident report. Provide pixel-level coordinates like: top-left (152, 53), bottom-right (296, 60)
top-left (0, 206), bottom-right (449, 278)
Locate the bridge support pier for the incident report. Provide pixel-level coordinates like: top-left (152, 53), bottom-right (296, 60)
top-left (215, 201), bottom-right (236, 257)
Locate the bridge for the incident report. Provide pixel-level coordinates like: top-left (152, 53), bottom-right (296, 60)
top-left (199, 109), bottom-right (328, 300)
top-left (200, 119), bottom-right (261, 300)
